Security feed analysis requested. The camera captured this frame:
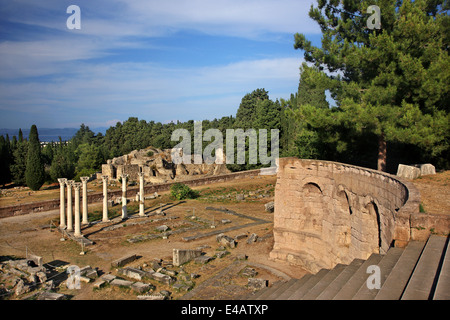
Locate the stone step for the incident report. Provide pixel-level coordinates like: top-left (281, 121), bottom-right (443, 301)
top-left (333, 253), bottom-right (384, 300)
top-left (252, 280), bottom-right (284, 300)
top-left (353, 247), bottom-right (404, 300)
top-left (374, 240), bottom-right (426, 300)
top-left (287, 268), bottom-right (330, 300)
top-left (301, 264), bottom-right (347, 300)
top-left (316, 259), bottom-right (365, 300)
top-left (247, 281), bottom-right (282, 300)
top-left (433, 236), bottom-right (450, 300)
top-left (263, 278), bottom-right (298, 300)
top-left (275, 274), bottom-right (313, 300)
top-left (401, 235), bottom-right (447, 300)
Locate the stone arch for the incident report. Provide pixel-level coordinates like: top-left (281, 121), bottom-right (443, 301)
top-left (301, 182), bottom-right (324, 234)
top-left (365, 201), bottom-right (382, 254)
top-left (350, 199), bottom-right (382, 259)
top-left (303, 182), bottom-right (322, 194)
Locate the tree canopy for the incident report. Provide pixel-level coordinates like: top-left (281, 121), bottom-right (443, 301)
top-left (292, 0), bottom-right (449, 171)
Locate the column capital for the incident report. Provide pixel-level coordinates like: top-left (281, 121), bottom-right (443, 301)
top-left (66, 180), bottom-right (74, 187)
top-left (80, 176), bottom-right (89, 183)
top-left (73, 182), bottom-right (82, 190)
top-left (121, 174), bottom-right (128, 179)
top-left (101, 175), bottom-right (109, 181)
top-left (138, 172), bottom-right (144, 177)
top-left (58, 178), bottom-right (67, 185)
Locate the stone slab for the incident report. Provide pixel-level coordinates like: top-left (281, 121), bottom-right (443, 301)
top-left (110, 278), bottom-right (134, 288)
top-left (111, 254), bottom-right (138, 268)
top-left (173, 249), bottom-right (203, 266)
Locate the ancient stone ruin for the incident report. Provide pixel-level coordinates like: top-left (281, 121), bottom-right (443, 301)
top-left (269, 157), bottom-right (449, 273)
top-left (101, 147), bottom-right (230, 184)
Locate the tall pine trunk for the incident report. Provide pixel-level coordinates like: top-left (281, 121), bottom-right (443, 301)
top-left (377, 133), bottom-right (387, 172)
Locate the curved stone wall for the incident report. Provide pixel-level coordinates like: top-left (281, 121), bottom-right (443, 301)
top-left (269, 157), bottom-right (422, 273)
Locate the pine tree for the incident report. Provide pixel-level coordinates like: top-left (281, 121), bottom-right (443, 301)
top-left (297, 63), bottom-right (330, 109)
top-left (235, 88), bottom-right (270, 129)
top-left (293, 0), bottom-right (450, 171)
top-left (25, 125), bottom-right (45, 190)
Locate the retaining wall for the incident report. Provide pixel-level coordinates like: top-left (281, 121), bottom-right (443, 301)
top-left (269, 157), bottom-right (450, 273)
top-left (0, 169), bottom-right (261, 219)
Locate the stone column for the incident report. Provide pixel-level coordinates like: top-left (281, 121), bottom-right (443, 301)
top-left (121, 174), bottom-right (128, 220)
top-left (138, 172), bottom-right (145, 217)
top-left (102, 175), bottom-right (109, 222)
top-left (58, 178), bottom-right (67, 229)
top-left (66, 180), bottom-right (74, 232)
top-left (73, 182), bottom-right (82, 237)
top-left (80, 176), bottom-right (89, 225)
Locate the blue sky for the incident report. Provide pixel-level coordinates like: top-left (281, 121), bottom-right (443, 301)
top-left (0, 0), bottom-right (322, 129)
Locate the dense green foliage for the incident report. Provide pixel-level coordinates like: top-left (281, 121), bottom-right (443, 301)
top-left (170, 183), bottom-right (199, 200)
top-left (25, 125), bottom-right (45, 190)
top-left (292, 0), bottom-right (449, 171)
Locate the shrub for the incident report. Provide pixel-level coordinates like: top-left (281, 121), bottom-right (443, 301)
top-left (170, 183), bottom-right (199, 200)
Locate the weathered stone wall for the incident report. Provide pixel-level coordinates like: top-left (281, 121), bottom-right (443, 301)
top-left (0, 169), bottom-right (261, 219)
top-left (269, 157), bottom-right (449, 273)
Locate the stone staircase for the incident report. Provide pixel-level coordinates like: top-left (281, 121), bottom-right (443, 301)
top-left (247, 235), bottom-right (449, 300)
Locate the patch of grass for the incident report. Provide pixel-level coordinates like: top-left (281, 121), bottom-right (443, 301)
top-left (419, 203), bottom-right (426, 213)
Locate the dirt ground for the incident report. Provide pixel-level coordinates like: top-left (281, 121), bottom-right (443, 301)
top-left (407, 170), bottom-right (450, 215)
top-left (0, 175), bottom-right (308, 300)
top-left (1, 170), bottom-right (448, 300)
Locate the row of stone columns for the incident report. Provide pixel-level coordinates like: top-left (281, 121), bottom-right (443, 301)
top-left (59, 173), bottom-right (146, 236)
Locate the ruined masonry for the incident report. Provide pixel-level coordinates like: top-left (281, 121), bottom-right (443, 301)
top-left (269, 157), bottom-right (450, 274)
top-left (58, 172), bottom-right (146, 238)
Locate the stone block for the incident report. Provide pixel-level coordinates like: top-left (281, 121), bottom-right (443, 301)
top-left (137, 293), bottom-right (166, 300)
top-left (264, 201), bottom-right (274, 213)
top-left (173, 249), bottom-right (203, 266)
top-left (248, 278), bottom-right (268, 290)
top-left (110, 278), bottom-right (134, 288)
top-left (93, 280), bottom-right (107, 289)
top-left (397, 164), bottom-right (421, 180)
top-left (194, 255), bottom-right (213, 264)
top-left (234, 233), bottom-right (248, 240)
top-left (419, 163), bottom-right (435, 176)
top-left (111, 254), bottom-right (138, 267)
top-left (247, 233), bottom-right (258, 244)
top-left (131, 282), bottom-right (154, 293)
top-left (119, 267), bottom-right (149, 281)
top-left (217, 233), bottom-right (236, 248)
top-left (27, 254), bottom-right (43, 267)
top-left (38, 292), bottom-right (66, 300)
top-left (101, 274), bottom-right (116, 283)
top-left (151, 272), bottom-right (174, 285)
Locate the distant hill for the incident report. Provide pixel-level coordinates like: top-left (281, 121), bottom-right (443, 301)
top-left (0, 127), bottom-right (108, 142)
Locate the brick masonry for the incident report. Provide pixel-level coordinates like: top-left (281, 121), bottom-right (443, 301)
top-left (269, 157), bottom-right (450, 273)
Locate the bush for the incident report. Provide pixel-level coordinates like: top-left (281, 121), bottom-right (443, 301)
top-left (170, 183), bottom-right (199, 200)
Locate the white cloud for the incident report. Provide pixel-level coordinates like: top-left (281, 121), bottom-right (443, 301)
top-left (0, 56), bottom-right (302, 123)
top-left (0, 0), bottom-right (312, 127)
